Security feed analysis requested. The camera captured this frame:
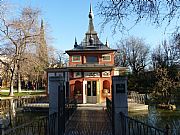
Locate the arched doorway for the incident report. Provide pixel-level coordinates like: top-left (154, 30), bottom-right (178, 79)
top-left (74, 81), bottom-right (83, 103)
top-left (102, 80), bottom-right (110, 97)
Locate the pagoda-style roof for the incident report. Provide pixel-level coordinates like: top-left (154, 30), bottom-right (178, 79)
top-left (66, 45), bottom-right (117, 53)
top-left (66, 4), bottom-right (116, 54)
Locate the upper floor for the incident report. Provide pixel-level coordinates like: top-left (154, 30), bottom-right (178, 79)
top-left (68, 51), bottom-right (115, 66)
top-left (65, 4), bottom-right (117, 67)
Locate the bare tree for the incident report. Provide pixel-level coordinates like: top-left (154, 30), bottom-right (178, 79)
top-left (98, 0), bottom-right (180, 33)
top-left (116, 36), bottom-right (150, 74)
top-left (48, 46), bottom-right (68, 68)
top-left (0, 6), bottom-right (41, 96)
top-left (151, 44), bottom-right (164, 69)
top-left (152, 39), bottom-right (180, 70)
top-left (172, 33), bottom-right (180, 64)
top-left (114, 47), bottom-right (127, 67)
top-left (20, 52), bottom-right (45, 90)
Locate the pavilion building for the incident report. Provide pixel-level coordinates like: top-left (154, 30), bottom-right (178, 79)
top-left (47, 5), bottom-right (128, 104)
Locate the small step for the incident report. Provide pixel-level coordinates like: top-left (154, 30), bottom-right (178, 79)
top-left (77, 103), bottom-right (105, 107)
top-left (77, 103), bottom-right (106, 110)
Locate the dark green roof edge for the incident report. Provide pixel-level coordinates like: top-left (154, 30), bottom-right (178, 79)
top-left (65, 49), bottom-right (117, 53)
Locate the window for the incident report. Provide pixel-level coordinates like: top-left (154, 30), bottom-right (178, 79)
top-left (86, 56), bottom-right (98, 63)
top-left (102, 71), bottom-right (110, 77)
top-left (102, 55), bottom-right (111, 61)
top-left (74, 72), bottom-right (82, 78)
top-left (72, 55), bottom-right (81, 62)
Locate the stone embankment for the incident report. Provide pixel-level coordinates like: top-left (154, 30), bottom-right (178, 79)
top-left (128, 99), bottom-right (148, 112)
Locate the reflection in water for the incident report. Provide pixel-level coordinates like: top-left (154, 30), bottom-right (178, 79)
top-left (129, 106), bottom-right (180, 134)
top-left (8, 98), bottom-right (16, 128)
top-left (147, 106), bottom-right (159, 127)
top-left (0, 99), bottom-right (16, 129)
top-left (0, 99), bottom-right (48, 129)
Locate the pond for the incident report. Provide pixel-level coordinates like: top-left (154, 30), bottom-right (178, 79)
top-left (129, 106), bottom-right (180, 135)
top-left (1, 97), bottom-right (180, 134)
top-left (0, 97), bottom-right (49, 130)
top-left (1, 110), bottom-right (48, 130)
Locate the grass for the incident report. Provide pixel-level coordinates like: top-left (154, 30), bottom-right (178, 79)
top-left (0, 91), bottom-right (46, 97)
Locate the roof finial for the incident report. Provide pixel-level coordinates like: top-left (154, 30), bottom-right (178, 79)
top-left (74, 37), bottom-right (78, 48)
top-left (89, 3), bottom-right (94, 19)
top-left (105, 38), bottom-right (109, 47)
top-left (75, 37), bottom-right (77, 44)
top-left (88, 3), bottom-right (95, 33)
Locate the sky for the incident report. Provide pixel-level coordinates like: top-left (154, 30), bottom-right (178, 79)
top-left (7, 0), bottom-right (176, 51)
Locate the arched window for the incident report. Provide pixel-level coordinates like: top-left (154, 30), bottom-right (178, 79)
top-left (74, 81), bottom-right (82, 94)
top-left (103, 80), bottom-right (110, 93)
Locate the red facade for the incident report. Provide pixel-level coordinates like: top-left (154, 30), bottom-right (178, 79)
top-left (65, 6), bottom-right (116, 104)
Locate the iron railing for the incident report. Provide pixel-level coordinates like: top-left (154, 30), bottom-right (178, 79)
top-left (0, 96), bottom-right (48, 112)
top-left (65, 98), bottom-right (77, 123)
top-left (128, 91), bottom-right (146, 104)
top-left (0, 113), bottom-right (57, 135)
top-left (106, 97), bottom-right (112, 121)
top-left (119, 112), bottom-right (169, 135)
top-left (106, 97), bottom-right (171, 135)
top-left (0, 97), bottom-right (77, 135)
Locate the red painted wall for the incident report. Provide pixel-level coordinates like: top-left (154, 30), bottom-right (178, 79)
top-left (69, 51), bottom-right (115, 66)
top-left (68, 50), bottom-right (115, 103)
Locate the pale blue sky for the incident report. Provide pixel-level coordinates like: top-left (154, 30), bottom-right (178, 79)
top-left (9, 0), bottom-right (175, 51)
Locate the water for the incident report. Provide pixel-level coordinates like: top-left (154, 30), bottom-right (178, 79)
top-left (0, 98), bottom-right (48, 130)
top-left (129, 106), bottom-right (180, 134)
top-left (1, 98), bottom-right (180, 134)
top-left (1, 110), bottom-right (48, 130)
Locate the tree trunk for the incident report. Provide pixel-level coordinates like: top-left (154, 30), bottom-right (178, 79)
top-left (9, 76), bottom-right (14, 96)
top-left (17, 72), bottom-right (21, 93)
top-left (36, 73), bottom-right (39, 90)
top-left (9, 68), bottom-right (15, 96)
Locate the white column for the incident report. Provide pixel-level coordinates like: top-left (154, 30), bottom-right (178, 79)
top-left (97, 80), bottom-right (100, 103)
top-left (83, 80), bottom-right (87, 104)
